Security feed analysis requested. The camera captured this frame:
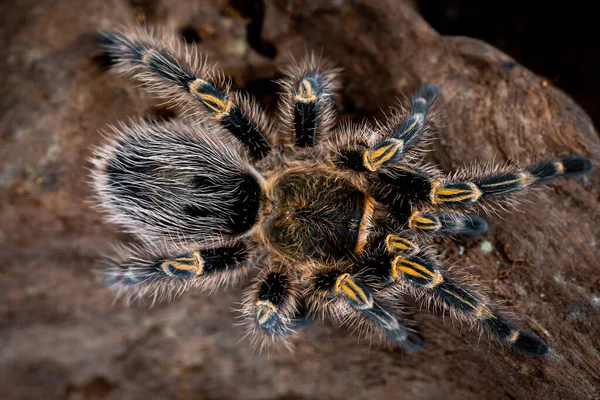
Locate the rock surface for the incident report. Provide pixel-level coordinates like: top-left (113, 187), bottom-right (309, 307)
top-left (1, 1), bottom-right (598, 399)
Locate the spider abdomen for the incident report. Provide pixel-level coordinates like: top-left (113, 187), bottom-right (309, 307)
top-left (264, 172), bottom-right (370, 260)
top-left (92, 119), bottom-right (263, 243)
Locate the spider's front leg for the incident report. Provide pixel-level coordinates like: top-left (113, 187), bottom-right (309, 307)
top-left (369, 156), bottom-right (592, 236)
top-left (103, 242), bottom-right (250, 302)
top-left (305, 265), bottom-right (424, 352)
top-left (360, 234), bottom-right (550, 356)
top-left (99, 29), bottom-right (272, 160)
top-left (378, 157), bottom-right (593, 208)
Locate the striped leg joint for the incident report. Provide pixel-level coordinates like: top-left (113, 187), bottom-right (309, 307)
top-left (363, 139), bottom-right (405, 172)
top-left (153, 243), bottom-right (248, 280)
top-left (408, 211), bottom-right (488, 236)
top-left (385, 234), bottom-right (420, 257)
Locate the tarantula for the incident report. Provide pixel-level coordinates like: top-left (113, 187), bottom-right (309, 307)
top-left (91, 28), bottom-right (593, 357)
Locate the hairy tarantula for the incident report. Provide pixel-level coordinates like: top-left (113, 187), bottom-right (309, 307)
top-left (92, 28), bottom-right (593, 357)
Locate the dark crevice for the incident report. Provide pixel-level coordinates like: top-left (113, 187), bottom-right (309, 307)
top-left (180, 26), bottom-right (201, 44)
top-left (144, 107), bottom-right (177, 122)
top-left (91, 52), bottom-right (117, 70)
top-left (228, 0), bottom-right (277, 59)
top-left (92, 32), bottom-right (118, 70)
top-left (128, 0), bottom-right (160, 23)
top-left (241, 76), bottom-right (283, 111)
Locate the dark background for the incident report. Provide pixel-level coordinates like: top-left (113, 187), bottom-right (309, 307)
top-left (418, 0), bottom-right (600, 127)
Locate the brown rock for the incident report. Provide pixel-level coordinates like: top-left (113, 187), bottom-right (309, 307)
top-left (1, 1), bottom-right (598, 399)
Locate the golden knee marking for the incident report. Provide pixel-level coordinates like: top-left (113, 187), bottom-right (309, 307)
top-left (390, 164), bottom-right (417, 174)
top-left (333, 273), bottom-right (351, 294)
top-left (554, 161), bottom-right (565, 174)
top-left (142, 48), bottom-right (156, 64)
top-left (391, 256), bottom-right (438, 284)
top-left (214, 100), bottom-right (233, 120)
top-left (256, 300), bottom-right (277, 325)
top-left (385, 235), bottom-right (419, 255)
top-left (426, 272), bottom-right (444, 289)
top-left (161, 250), bottom-right (204, 276)
top-left (188, 79), bottom-right (233, 118)
top-left (475, 304), bottom-right (493, 319)
top-left (508, 330), bottom-right (520, 344)
top-left (334, 273), bottom-right (373, 308)
top-left (192, 251), bottom-right (204, 275)
top-left (399, 259), bottom-right (436, 278)
top-left (432, 181), bottom-right (482, 204)
top-left (188, 78), bottom-right (207, 95)
top-left (519, 172), bottom-right (537, 187)
top-left (294, 78), bottom-right (318, 102)
top-left (199, 93), bottom-right (232, 117)
top-left (355, 196), bottom-right (377, 255)
top-left (363, 139), bottom-right (404, 171)
top-left (429, 179), bottom-right (442, 204)
top-left (408, 211), bottom-right (442, 231)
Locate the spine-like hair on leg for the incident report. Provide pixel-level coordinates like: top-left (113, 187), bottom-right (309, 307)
top-left (101, 240), bottom-right (252, 304)
top-left (367, 156), bottom-right (592, 227)
top-left (372, 83), bottom-right (441, 165)
top-left (306, 263), bottom-right (423, 352)
top-left (367, 244), bottom-right (549, 356)
top-left (90, 118), bottom-right (263, 245)
top-left (334, 84), bottom-right (440, 173)
top-left (444, 156), bottom-right (593, 216)
top-left (98, 27), bottom-right (222, 120)
top-left (98, 27), bottom-right (273, 160)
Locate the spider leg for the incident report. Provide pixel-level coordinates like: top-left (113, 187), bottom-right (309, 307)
top-left (374, 157), bottom-right (592, 209)
top-left (241, 267), bottom-right (301, 350)
top-left (103, 242), bottom-right (250, 302)
top-left (338, 84), bottom-right (438, 172)
top-left (373, 197), bottom-right (488, 236)
top-left (98, 29), bottom-right (272, 160)
top-left (361, 239), bottom-right (549, 356)
top-left (278, 55), bottom-right (340, 147)
top-left (308, 266), bottom-right (423, 352)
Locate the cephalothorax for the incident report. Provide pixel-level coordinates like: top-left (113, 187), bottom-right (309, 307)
top-left (92, 28), bottom-right (592, 356)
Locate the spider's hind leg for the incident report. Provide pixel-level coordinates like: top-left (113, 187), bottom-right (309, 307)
top-left (368, 156), bottom-right (592, 236)
top-left (103, 241), bottom-right (250, 302)
top-left (278, 55), bottom-right (341, 148)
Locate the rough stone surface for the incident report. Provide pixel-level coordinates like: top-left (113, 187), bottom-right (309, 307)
top-left (1, 1), bottom-right (598, 399)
